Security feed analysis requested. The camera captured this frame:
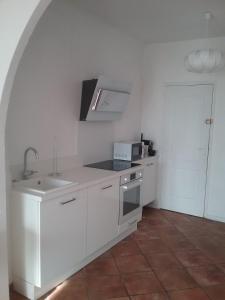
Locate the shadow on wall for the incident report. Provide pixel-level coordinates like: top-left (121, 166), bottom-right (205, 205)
top-left (78, 122), bottom-right (114, 164)
top-left (5, 0), bottom-right (143, 171)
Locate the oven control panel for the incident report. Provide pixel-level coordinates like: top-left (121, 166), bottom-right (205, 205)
top-left (120, 169), bottom-right (143, 185)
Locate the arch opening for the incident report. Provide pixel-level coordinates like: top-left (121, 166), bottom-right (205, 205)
top-left (0, 1), bottom-right (53, 299)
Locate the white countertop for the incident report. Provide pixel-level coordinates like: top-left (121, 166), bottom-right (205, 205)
top-left (55, 156), bottom-right (157, 188)
top-left (60, 166), bottom-right (119, 187)
top-left (136, 156), bottom-right (157, 164)
top-left (13, 160), bottom-right (149, 201)
top-left (54, 162), bottom-right (145, 189)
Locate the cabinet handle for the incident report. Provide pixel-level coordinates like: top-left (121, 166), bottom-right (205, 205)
top-left (102, 184), bottom-right (113, 190)
top-left (146, 163), bottom-right (154, 167)
top-left (60, 198), bottom-right (76, 205)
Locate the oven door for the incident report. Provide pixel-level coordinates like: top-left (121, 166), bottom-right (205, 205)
top-left (119, 178), bottom-right (143, 225)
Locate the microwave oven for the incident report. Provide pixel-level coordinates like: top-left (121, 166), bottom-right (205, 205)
top-left (113, 141), bottom-right (142, 161)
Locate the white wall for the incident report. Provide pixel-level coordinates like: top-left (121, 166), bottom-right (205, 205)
top-left (6, 0), bottom-right (143, 174)
top-left (0, 1), bottom-right (53, 298)
top-left (5, 0), bottom-right (143, 283)
top-left (141, 36), bottom-right (225, 222)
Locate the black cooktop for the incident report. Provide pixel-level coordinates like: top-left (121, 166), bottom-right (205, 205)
top-left (85, 160), bottom-right (141, 171)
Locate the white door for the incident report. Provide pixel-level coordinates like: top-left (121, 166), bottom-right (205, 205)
top-left (160, 85), bottom-right (213, 217)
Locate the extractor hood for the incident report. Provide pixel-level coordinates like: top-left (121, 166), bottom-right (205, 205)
top-left (80, 76), bottom-right (132, 121)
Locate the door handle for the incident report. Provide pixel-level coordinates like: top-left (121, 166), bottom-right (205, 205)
top-left (60, 198), bottom-right (76, 205)
top-left (102, 185), bottom-right (113, 190)
top-left (205, 118), bottom-right (213, 125)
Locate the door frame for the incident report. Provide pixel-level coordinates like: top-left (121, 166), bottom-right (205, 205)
top-left (159, 82), bottom-right (215, 217)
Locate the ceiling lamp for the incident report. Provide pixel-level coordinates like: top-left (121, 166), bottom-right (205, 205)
top-left (185, 12), bottom-right (225, 73)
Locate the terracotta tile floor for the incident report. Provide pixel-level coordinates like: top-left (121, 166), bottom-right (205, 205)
top-left (10, 207), bottom-right (225, 300)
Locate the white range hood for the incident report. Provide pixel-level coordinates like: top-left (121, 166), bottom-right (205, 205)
top-left (80, 76), bottom-right (132, 121)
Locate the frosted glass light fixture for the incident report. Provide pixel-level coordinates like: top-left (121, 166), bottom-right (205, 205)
top-left (185, 13), bottom-right (225, 73)
top-left (185, 49), bottom-right (225, 73)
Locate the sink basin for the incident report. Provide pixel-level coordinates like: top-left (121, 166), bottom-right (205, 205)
top-left (15, 177), bottom-right (76, 194)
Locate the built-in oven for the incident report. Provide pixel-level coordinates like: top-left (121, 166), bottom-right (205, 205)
top-left (119, 169), bottom-right (143, 225)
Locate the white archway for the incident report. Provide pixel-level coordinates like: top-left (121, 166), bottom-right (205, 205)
top-left (0, 1), bottom-right (53, 299)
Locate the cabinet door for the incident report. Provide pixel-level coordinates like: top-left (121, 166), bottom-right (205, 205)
top-left (40, 190), bottom-right (87, 285)
top-left (87, 179), bottom-right (119, 256)
top-left (143, 160), bottom-right (157, 206)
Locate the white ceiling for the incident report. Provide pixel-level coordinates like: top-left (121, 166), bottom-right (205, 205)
top-left (75, 0), bottom-right (225, 44)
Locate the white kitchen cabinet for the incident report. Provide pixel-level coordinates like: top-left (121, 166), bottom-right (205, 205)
top-left (11, 174), bottom-right (133, 300)
top-left (12, 189), bottom-right (87, 288)
top-left (86, 178), bottom-right (119, 256)
top-left (40, 190), bottom-right (87, 285)
top-left (142, 157), bottom-right (157, 206)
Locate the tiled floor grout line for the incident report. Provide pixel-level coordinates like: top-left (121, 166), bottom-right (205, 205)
top-left (134, 237), bottom-right (171, 299)
top-left (111, 239), bottom-right (169, 299)
top-left (152, 211), bottom-right (225, 299)
top-left (139, 212), bottom-right (218, 299)
top-left (112, 256), bottom-right (130, 299)
top-left (138, 215), bottom-right (178, 299)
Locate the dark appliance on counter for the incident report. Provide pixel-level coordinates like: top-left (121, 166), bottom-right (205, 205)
top-left (85, 160), bottom-right (141, 171)
top-left (148, 140), bottom-right (156, 156)
top-left (141, 134), bottom-right (156, 157)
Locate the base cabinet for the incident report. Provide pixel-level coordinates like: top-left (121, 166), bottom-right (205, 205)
top-left (40, 190), bottom-right (87, 285)
top-left (142, 158), bottom-right (157, 206)
top-left (12, 190), bottom-right (87, 288)
top-left (86, 179), bottom-right (119, 256)
top-left (11, 176), bottom-right (133, 300)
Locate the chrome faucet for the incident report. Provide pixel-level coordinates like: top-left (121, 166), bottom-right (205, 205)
top-left (23, 147), bottom-right (39, 180)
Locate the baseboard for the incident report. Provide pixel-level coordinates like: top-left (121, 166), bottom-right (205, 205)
top-left (147, 200), bottom-right (159, 208)
top-left (13, 278), bottom-right (35, 300)
top-left (204, 213), bottom-right (225, 223)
